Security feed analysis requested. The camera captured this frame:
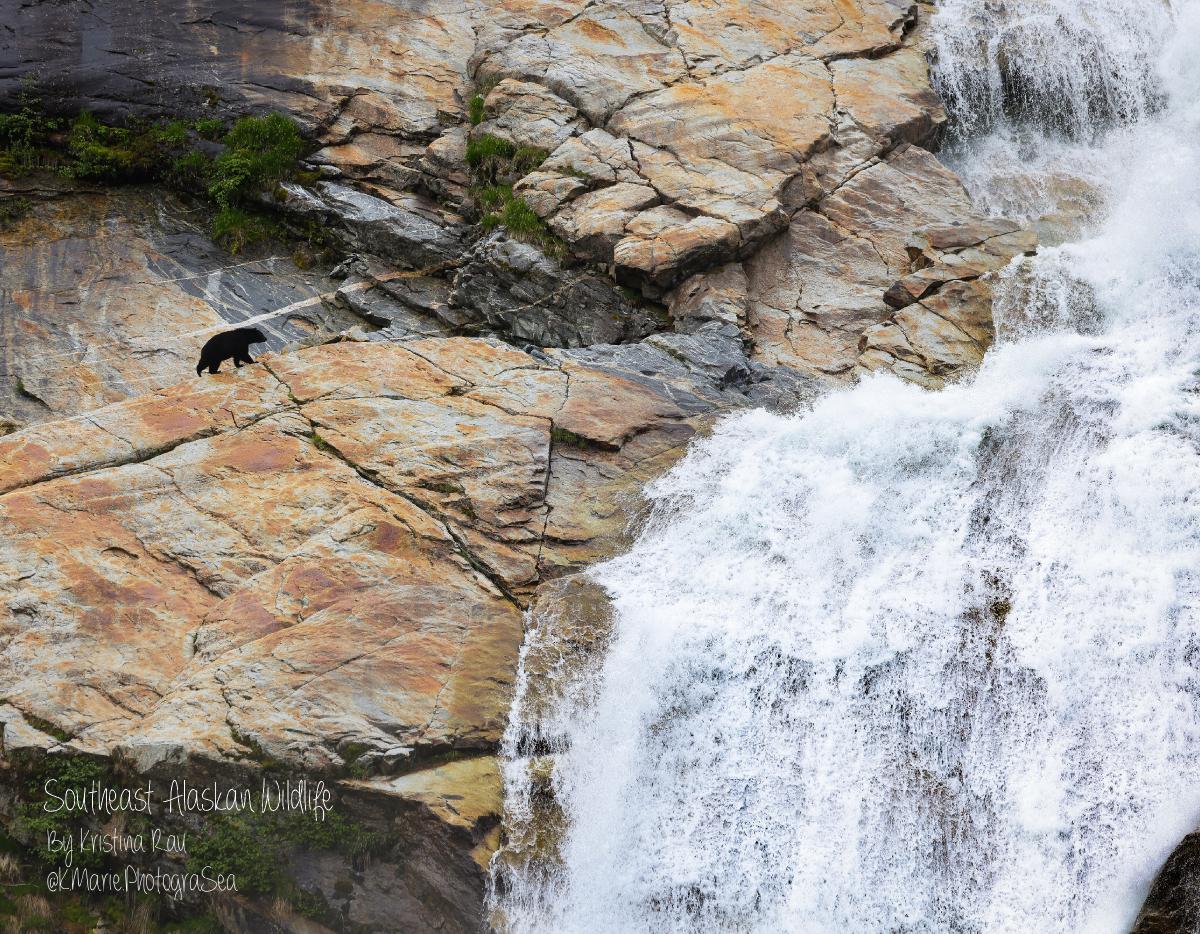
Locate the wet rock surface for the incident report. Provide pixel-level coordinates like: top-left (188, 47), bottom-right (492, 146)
top-left (1131, 833), bottom-right (1200, 934)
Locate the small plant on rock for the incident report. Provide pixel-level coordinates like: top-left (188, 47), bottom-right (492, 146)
top-left (468, 94), bottom-right (487, 126)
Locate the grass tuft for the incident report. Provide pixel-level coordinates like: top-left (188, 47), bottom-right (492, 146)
top-left (468, 94), bottom-right (486, 126)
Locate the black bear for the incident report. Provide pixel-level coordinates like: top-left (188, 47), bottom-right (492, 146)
top-left (195, 327), bottom-right (268, 376)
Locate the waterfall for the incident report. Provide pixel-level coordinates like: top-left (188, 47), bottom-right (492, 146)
top-left (493, 0), bottom-right (1200, 931)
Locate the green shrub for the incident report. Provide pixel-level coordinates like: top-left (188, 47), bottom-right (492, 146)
top-left (61, 112), bottom-right (192, 181)
top-left (186, 809), bottom-right (387, 897)
top-left (61, 111), bottom-right (136, 180)
top-left (209, 113), bottom-right (304, 206)
top-left (150, 119), bottom-right (188, 147)
top-left (185, 815), bottom-right (281, 894)
top-left (10, 755), bottom-right (111, 866)
top-left (0, 92), bottom-right (309, 255)
top-left (191, 117), bottom-right (225, 140)
top-left (168, 150), bottom-right (212, 188)
top-left (0, 77), bottom-right (59, 175)
top-left (207, 150), bottom-right (257, 207)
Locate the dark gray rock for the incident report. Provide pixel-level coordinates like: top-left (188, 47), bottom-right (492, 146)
top-left (0, 0), bottom-right (334, 127)
top-left (337, 273), bottom-right (459, 341)
top-left (645, 322), bottom-right (753, 390)
top-left (276, 182), bottom-right (465, 271)
top-left (1131, 832), bottom-right (1200, 934)
top-left (449, 231), bottom-right (663, 349)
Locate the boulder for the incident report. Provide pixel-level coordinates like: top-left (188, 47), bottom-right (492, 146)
top-left (1131, 833), bottom-right (1200, 934)
top-left (473, 79), bottom-right (585, 152)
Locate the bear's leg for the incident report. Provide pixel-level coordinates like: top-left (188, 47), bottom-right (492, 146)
top-left (208, 360), bottom-right (221, 374)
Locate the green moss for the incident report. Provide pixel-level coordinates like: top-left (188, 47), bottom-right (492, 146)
top-left (338, 741), bottom-right (374, 779)
top-left (309, 430), bottom-right (335, 454)
top-left (551, 425), bottom-right (599, 449)
top-left (22, 714), bottom-right (70, 742)
top-left (468, 94), bottom-right (487, 126)
top-left (211, 206), bottom-right (280, 255)
top-left (13, 377), bottom-right (39, 402)
top-left (186, 808), bottom-right (387, 897)
top-left (228, 726), bottom-right (286, 771)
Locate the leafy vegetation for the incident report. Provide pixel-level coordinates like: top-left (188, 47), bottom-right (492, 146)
top-left (211, 206), bottom-right (281, 255)
top-left (207, 113), bottom-right (304, 208)
top-left (185, 806), bottom-right (388, 923)
top-left (465, 133), bottom-right (548, 182)
top-left (0, 82), bottom-right (315, 254)
top-left (472, 183), bottom-right (565, 257)
top-left (191, 117), bottom-right (225, 141)
top-left (61, 112), bottom-right (190, 181)
top-left (9, 755), bottom-right (111, 866)
top-left (0, 78), bottom-right (60, 175)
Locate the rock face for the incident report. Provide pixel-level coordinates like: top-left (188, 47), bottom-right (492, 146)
top-left (449, 231), bottom-right (664, 348)
top-left (0, 185), bottom-right (364, 428)
top-left (745, 144), bottom-right (1036, 386)
top-left (0, 337), bottom-right (746, 930)
top-left (0, 0), bottom-right (1040, 931)
top-left (1131, 833), bottom-right (1200, 934)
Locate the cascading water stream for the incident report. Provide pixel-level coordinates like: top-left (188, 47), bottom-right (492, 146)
top-left (493, 0), bottom-right (1200, 931)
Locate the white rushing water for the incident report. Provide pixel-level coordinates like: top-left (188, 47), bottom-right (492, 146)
top-left (493, 0), bottom-right (1200, 931)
